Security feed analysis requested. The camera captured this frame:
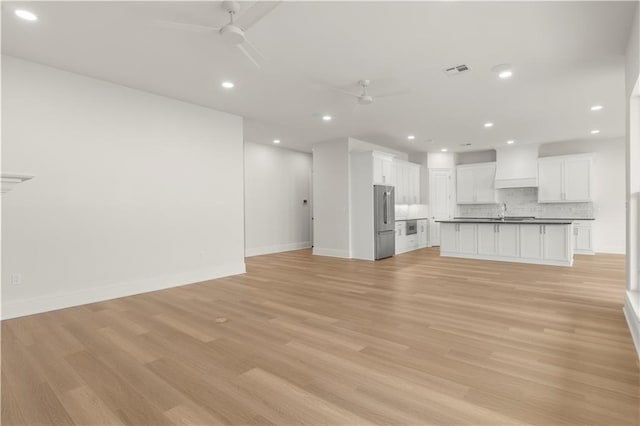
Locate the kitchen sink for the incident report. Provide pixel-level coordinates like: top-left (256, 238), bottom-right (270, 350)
top-left (490, 216), bottom-right (536, 221)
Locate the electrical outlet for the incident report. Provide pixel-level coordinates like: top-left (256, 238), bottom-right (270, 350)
top-left (10, 273), bottom-right (22, 286)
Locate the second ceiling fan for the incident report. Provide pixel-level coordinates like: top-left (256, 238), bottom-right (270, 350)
top-left (332, 80), bottom-right (410, 106)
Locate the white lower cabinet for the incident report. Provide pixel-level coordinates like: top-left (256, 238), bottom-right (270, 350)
top-left (572, 221), bottom-right (594, 254)
top-left (417, 219), bottom-right (428, 248)
top-left (476, 224), bottom-right (519, 257)
top-left (458, 224), bottom-right (477, 254)
top-left (440, 223), bottom-right (458, 253)
top-left (405, 234), bottom-right (418, 252)
top-left (395, 222), bottom-right (405, 254)
top-left (518, 224), bottom-right (570, 262)
top-left (477, 224), bottom-right (497, 255)
top-left (441, 222), bottom-right (573, 266)
top-left (396, 220), bottom-right (429, 254)
top-left (519, 225), bottom-right (543, 260)
top-left (440, 223), bottom-right (477, 254)
top-left (543, 225), bottom-right (570, 262)
top-left (497, 224), bottom-right (519, 257)
top-left (478, 223), bottom-right (520, 257)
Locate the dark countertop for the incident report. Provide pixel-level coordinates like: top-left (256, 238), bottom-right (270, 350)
top-left (438, 218), bottom-right (574, 225)
top-left (535, 217), bottom-right (595, 220)
top-left (454, 216), bottom-right (595, 221)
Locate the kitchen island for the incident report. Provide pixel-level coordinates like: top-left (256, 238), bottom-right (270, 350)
top-left (437, 218), bottom-right (574, 266)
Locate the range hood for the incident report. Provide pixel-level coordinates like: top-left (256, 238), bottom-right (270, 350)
top-left (494, 144), bottom-right (539, 188)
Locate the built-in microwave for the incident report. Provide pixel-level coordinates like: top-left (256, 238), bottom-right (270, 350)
top-left (406, 219), bottom-right (417, 235)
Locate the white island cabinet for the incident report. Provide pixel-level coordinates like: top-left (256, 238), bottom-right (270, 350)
top-left (477, 223), bottom-right (519, 257)
top-left (439, 221), bottom-right (573, 266)
top-left (441, 223), bottom-right (477, 253)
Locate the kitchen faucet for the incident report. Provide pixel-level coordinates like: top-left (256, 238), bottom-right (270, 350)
top-left (499, 202), bottom-right (507, 219)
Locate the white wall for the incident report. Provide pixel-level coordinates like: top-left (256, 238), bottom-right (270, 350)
top-left (1, 56), bottom-right (245, 319)
top-left (348, 138), bottom-right (408, 160)
top-left (244, 142), bottom-right (312, 256)
top-left (539, 138), bottom-right (625, 254)
top-left (456, 150), bottom-right (496, 165)
top-left (624, 4), bottom-right (640, 359)
top-left (312, 139), bottom-right (350, 258)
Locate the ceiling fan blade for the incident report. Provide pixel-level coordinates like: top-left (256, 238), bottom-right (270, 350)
top-left (238, 44), bottom-right (261, 69)
top-left (236, 1), bottom-right (281, 31)
top-left (328, 86), bottom-right (359, 98)
top-left (243, 37), bottom-right (264, 60)
top-left (155, 20), bottom-right (220, 33)
top-left (373, 89), bottom-right (411, 98)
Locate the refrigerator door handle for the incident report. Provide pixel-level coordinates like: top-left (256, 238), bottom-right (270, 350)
top-left (383, 192), bottom-right (388, 224)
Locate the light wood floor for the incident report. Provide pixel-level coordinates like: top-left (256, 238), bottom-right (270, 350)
top-left (2, 248), bottom-right (639, 425)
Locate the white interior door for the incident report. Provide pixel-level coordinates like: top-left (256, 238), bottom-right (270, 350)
top-left (429, 168), bottom-right (452, 246)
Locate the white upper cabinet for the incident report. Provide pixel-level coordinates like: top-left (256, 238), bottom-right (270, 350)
top-left (456, 162), bottom-right (497, 204)
top-left (408, 165), bottom-right (420, 204)
top-left (538, 159), bottom-right (564, 202)
top-left (393, 160), bottom-right (421, 205)
top-left (373, 152), bottom-right (395, 185)
top-left (538, 154), bottom-right (593, 203)
top-left (563, 157), bottom-right (592, 201)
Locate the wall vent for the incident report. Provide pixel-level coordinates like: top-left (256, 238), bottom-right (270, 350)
top-left (443, 64), bottom-right (470, 76)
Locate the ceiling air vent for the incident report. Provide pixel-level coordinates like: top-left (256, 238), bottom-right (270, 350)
top-left (443, 64), bottom-right (470, 76)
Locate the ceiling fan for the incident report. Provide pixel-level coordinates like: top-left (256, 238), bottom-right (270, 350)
top-left (156, 1), bottom-right (280, 68)
top-left (331, 80), bottom-right (410, 106)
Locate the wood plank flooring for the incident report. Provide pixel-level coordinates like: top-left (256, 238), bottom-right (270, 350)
top-left (2, 248), bottom-right (639, 425)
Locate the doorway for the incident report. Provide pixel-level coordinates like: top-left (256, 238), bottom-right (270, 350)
top-left (428, 168), bottom-right (453, 246)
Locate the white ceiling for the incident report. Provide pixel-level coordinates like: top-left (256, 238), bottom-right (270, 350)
top-left (2, 1), bottom-right (636, 154)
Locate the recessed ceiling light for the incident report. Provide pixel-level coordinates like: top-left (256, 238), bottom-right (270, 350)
top-left (590, 130), bottom-right (600, 135)
top-left (221, 81), bottom-right (234, 89)
top-left (507, 140), bottom-right (515, 144)
top-left (15, 9), bottom-right (37, 21)
top-left (322, 115), bottom-right (332, 121)
top-left (441, 148), bottom-right (448, 152)
top-left (484, 122), bottom-right (494, 128)
top-left (407, 135), bottom-right (415, 140)
top-left (273, 139), bottom-right (281, 144)
top-left (591, 105), bottom-right (603, 111)
top-left (491, 63), bottom-right (512, 79)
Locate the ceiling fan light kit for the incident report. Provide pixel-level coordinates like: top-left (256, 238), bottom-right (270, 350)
top-left (219, 25), bottom-right (245, 45)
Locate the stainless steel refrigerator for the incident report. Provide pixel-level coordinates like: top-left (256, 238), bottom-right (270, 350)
top-left (374, 185), bottom-right (395, 260)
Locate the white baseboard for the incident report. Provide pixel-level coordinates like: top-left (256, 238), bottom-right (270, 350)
top-left (440, 251), bottom-right (573, 267)
top-left (312, 247), bottom-right (351, 259)
top-left (1, 262), bottom-right (246, 320)
top-left (624, 291), bottom-right (640, 360)
top-left (595, 246), bottom-right (626, 255)
top-left (245, 242), bottom-right (311, 257)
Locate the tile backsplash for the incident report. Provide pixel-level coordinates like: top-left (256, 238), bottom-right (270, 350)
top-left (457, 187), bottom-right (594, 218)
top-left (396, 204), bottom-right (429, 220)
